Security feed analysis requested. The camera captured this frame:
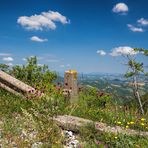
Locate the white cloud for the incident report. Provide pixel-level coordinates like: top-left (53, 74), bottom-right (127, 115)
top-left (66, 64), bottom-right (71, 67)
top-left (60, 64), bottom-right (71, 68)
top-left (42, 11), bottom-right (70, 24)
top-left (112, 3), bottom-right (128, 13)
top-left (137, 18), bottom-right (148, 26)
top-left (37, 57), bottom-right (44, 60)
top-left (30, 36), bottom-right (48, 42)
top-left (22, 56), bottom-right (43, 61)
top-left (127, 24), bottom-right (144, 32)
top-left (96, 50), bottom-right (106, 56)
top-left (22, 58), bottom-right (27, 61)
top-left (2, 57), bottom-right (14, 61)
top-left (60, 65), bottom-right (65, 68)
top-left (110, 46), bottom-right (138, 56)
top-left (47, 59), bottom-right (59, 63)
top-left (0, 53), bottom-right (11, 56)
top-left (37, 64), bottom-right (44, 66)
top-left (17, 10), bottom-right (70, 31)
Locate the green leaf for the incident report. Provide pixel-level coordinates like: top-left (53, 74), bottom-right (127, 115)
top-left (124, 72), bottom-right (135, 78)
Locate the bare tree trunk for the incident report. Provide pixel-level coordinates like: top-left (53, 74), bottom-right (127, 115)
top-left (133, 74), bottom-right (144, 115)
top-left (128, 57), bottom-right (145, 115)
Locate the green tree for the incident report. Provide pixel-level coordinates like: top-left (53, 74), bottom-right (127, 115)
top-left (9, 56), bottom-right (57, 87)
top-left (141, 93), bottom-right (148, 112)
top-left (125, 48), bottom-right (148, 115)
top-left (0, 64), bottom-right (9, 72)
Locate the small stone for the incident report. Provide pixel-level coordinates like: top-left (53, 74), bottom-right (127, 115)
top-left (29, 131), bottom-right (38, 139)
top-left (71, 139), bottom-right (79, 145)
top-left (65, 130), bottom-right (73, 137)
top-left (68, 131), bottom-right (73, 137)
top-left (31, 142), bottom-right (42, 148)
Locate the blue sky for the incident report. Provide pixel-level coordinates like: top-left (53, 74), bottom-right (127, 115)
top-left (0, 0), bottom-right (148, 73)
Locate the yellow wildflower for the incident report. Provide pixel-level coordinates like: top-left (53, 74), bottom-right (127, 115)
top-left (130, 121), bottom-right (134, 124)
top-left (115, 136), bottom-right (118, 139)
top-left (141, 123), bottom-right (145, 126)
top-left (127, 122), bottom-right (130, 125)
top-left (117, 121), bottom-right (121, 124)
top-left (126, 125), bottom-right (129, 129)
top-left (141, 118), bottom-right (146, 121)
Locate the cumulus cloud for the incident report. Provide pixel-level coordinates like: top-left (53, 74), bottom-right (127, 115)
top-left (110, 46), bottom-right (138, 56)
top-left (17, 10), bottom-right (70, 31)
top-left (22, 58), bottom-right (26, 61)
top-left (60, 64), bottom-right (71, 68)
top-left (42, 11), bottom-right (70, 24)
top-left (96, 50), bottom-right (106, 56)
top-left (127, 24), bottom-right (144, 32)
top-left (0, 53), bottom-right (12, 56)
top-left (66, 64), bottom-right (71, 67)
top-left (137, 18), bottom-right (148, 26)
top-left (112, 3), bottom-right (128, 14)
top-left (30, 36), bottom-right (48, 42)
top-left (37, 64), bottom-right (44, 66)
top-left (47, 59), bottom-right (59, 63)
top-left (2, 57), bottom-right (14, 61)
top-left (60, 64), bottom-right (65, 68)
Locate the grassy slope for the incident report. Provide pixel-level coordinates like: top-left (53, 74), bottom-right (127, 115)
top-left (0, 89), bottom-right (148, 147)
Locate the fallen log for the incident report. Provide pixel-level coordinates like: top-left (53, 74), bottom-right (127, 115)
top-left (0, 70), bottom-right (46, 99)
top-left (0, 70), bottom-right (35, 93)
top-left (0, 82), bottom-right (25, 98)
top-left (52, 115), bottom-right (148, 137)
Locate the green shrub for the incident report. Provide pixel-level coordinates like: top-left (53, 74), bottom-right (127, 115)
top-left (8, 56), bottom-right (57, 88)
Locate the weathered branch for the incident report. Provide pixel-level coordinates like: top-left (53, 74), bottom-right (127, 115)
top-left (52, 115), bottom-right (148, 137)
top-left (0, 82), bottom-right (25, 98)
top-left (0, 70), bottom-right (34, 93)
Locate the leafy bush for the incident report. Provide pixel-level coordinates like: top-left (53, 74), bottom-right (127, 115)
top-left (9, 56), bottom-right (57, 88)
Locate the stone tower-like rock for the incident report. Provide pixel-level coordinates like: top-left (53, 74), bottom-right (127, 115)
top-left (64, 70), bottom-right (78, 98)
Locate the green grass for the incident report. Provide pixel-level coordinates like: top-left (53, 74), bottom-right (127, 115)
top-left (79, 123), bottom-right (148, 148)
top-left (0, 88), bottom-right (148, 147)
top-left (68, 91), bottom-right (148, 132)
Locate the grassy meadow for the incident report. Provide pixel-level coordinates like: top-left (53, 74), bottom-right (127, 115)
top-left (0, 57), bottom-right (148, 147)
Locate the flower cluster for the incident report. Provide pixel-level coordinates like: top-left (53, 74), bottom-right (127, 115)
top-left (115, 117), bottom-right (147, 131)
